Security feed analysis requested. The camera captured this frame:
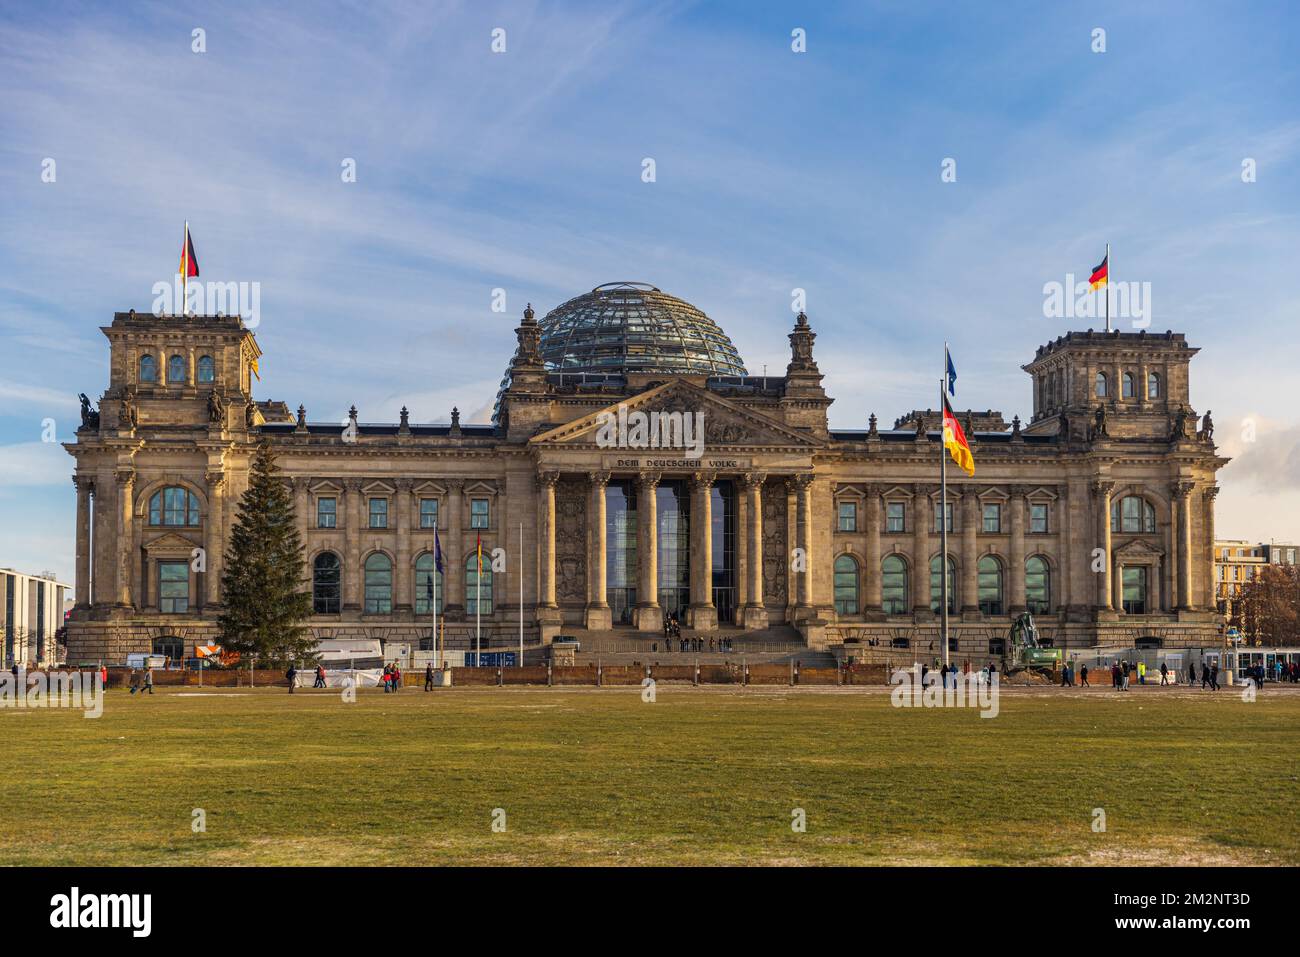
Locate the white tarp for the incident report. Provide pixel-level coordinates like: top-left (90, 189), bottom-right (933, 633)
top-left (290, 668), bottom-right (386, 688)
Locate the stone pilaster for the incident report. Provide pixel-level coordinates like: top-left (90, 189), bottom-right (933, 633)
top-left (687, 470), bottom-right (716, 629)
top-left (1091, 480), bottom-right (1115, 615)
top-left (632, 471), bottom-right (661, 631)
top-left (1008, 485), bottom-right (1028, 614)
top-left (960, 488), bottom-right (979, 615)
top-left (205, 469), bottom-right (226, 608)
top-left (536, 470), bottom-right (563, 639)
top-left (74, 476), bottom-right (91, 608)
top-left (585, 470), bottom-right (612, 629)
top-left (912, 483), bottom-right (931, 615)
top-left (344, 480), bottom-right (362, 612)
top-left (394, 478), bottom-right (413, 616)
top-left (863, 483), bottom-right (884, 621)
top-left (793, 473), bottom-right (814, 619)
top-left (444, 479), bottom-right (464, 617)
top-left (114, 466), bottom-right (134, 607)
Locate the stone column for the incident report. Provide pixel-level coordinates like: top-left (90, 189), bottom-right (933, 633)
top-left (912, 483), bottom-right (931, 615)
top-left (687, 471), bottom-right (716, 629)
top-left (960, 488), bottom-right (979, 614)
top-left (537, 471), bottom-right (559, 610)
top-left (114, 467), bottom-right (135, 607)
top-left (1092, 481), bottom-right (1115, 613)
top-left (205, 469), bottom-right (226, 609)
top-left (1173, 481), bottom-right (1194, 610)
top-left (633, 471), bottom-right (661, 630)
top-left (742, 472), bottom-right (767, 629)
top-left (864, 484), bottom-right (883, 618)
top-left (444, 479), bottom-right (464, 617)
top-left (785, 478), bottom-right (800, 623)
top-left (1008, 485), bottom-right (1028, 614)
top-left (794, 473), bottom-right (814, 618)
top-left (344, 480), bottom-right (362, 612)
top-left (395, 478), bottom-right (413, 616)
top-left (74, 476), bottom-right (91, 608)
top-left (585, 470), bottom-right (611, 629)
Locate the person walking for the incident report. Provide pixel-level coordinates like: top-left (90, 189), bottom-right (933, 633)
top-left (141, 667), bottom-right (154, 695)
top-left (1210, 662), bottom-right (1220, 691)
top-left (1201, 663), bottom-right (1210, 689)
top-left (1080, 663), bottom-right (1089, 687)
top-left (100, 664), bottom-right (108, 689)
top-left (314, 664), bottom-right (326, 689)
top-left (1120, 660), bottom-right (1130, 691)
top-left (391, 663), bottom-right (401, 692)
top-left (425, 662), bottom-right (434, 692)
top-left (128, 668), bottom-right (141, 695)
top-left (286, 664), bottom-right (297, 694)
top-left (1188, 661), bottom-right (1197, 687)
top-left (1159, 661), bottom-right (1169, 686)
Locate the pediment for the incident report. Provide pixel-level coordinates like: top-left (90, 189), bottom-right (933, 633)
top-left (143, 532), bottom-right (201, 553)
top-left (529, 380), bottom-right (821, 450)
top-left (1114, 537), bottom-right (1165, 558)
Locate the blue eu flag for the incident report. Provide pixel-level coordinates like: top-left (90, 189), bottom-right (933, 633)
top-left (945, 347), bottom-right (957, 396)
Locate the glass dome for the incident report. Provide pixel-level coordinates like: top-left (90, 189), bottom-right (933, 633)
top-left (494, 282), bottom-right (748, 423)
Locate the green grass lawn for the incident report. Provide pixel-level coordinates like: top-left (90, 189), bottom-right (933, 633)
top-left (2, 684), bottom-right (1296, 866)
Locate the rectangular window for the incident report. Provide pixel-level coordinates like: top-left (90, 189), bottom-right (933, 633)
top-left (1122, 566), bottom-right (1148, 615)
top-left (933, 502), bottom-right (954, 533)
top-left (885, 502), bottom-right (905, 533)
top-left (159, 561), bottom-right (189, 613)
top-left (838, 502), bottom-right (857, 532)
top-left (369, 497), bottom-right (388, 529)
top-left (420, 498), bottom-right (439, 529)
top-left (317, 497), bottom-right (337, 528)
top-left (470, 498), bottom-right (489, 529)
top-left (982, 503), bottom-right (1002, 533)
top-left (1030, 503), bottom-right (1049, 533)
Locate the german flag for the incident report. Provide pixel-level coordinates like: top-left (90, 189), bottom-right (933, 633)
top-left (179, 223), bottom-right (199, 278)
top-left (476, 532), bottom-right (483, 573)
top-left (942, 396), bottom-right (974, 476)
top-left (1088, 252), bottom-right (1108, 291)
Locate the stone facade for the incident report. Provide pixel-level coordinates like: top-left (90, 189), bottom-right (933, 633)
top-left (65, 304), bottom-right (1227, 663)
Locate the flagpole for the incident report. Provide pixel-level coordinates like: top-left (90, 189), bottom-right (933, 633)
top-left (476, 557), bottom-right (482, 665)
top-left (940, 366), bottom-right (950, 672)
top-left (434, 555), bottom-right (440, 672)
top-left (181, 221), bottom-right (189, 317)
top-left (1105, 242), bottom-right (1111, 333)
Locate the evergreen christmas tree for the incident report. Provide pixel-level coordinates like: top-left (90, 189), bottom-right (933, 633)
top-left (218, 441), bottom-right (315, 666)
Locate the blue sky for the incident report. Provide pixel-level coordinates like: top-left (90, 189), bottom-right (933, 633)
top-left (2, 0), bottom-right (1299, 584)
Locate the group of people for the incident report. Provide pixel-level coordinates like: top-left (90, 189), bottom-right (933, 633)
top-left (919, 661), bottom-right (999, 687)
top-left (381, 662), bottom-right (402, 692)
top-left (1243, 659), bottom-right (1300, 685)
top-left (127, 667), bottom-right (154, 695)
top-left (652, 633), bottom-right (736, 654)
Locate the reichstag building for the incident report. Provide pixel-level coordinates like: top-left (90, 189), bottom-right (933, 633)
top-left (65, 281), bottom-right (1226, 663)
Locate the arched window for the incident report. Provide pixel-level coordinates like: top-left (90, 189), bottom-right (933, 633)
top-left (148, 486), bottom-right (200, 526)
top-left (833, 554), bottom-right (859, 615)
top-left (1095, 372), bottom-right (1108, 398)
top-left (197, 355), bottom-right (215, 383)
top-left (882, 555), bottom-right (908, 615)
top-left (168, 354), bottom-right (186, 384)
top-left (1122, 372), bottom-right (1135, 398)
top-left (415, 553), bottom-right (444, 615)
top-left (1111, 496), bottom-right (1157, 534)
top-left (139, 354), bottom-right (158, 382)
top-left (977, 556), bottom-right (1003, 616)
top-left (313, 552), bottom-right (341, 614)
top-left (1025, 556), bottom-right (1051, 614)
top-left (929, 555), bottom-right (956, 615)
top-left (152, 635), bottom-right (183, 663)
top-left (364, 553), bottom-right (392, 614)
top-left (1147, 372), bottom-right (1161, 398)
top-left (467, 554), bottom-right (492, 615)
